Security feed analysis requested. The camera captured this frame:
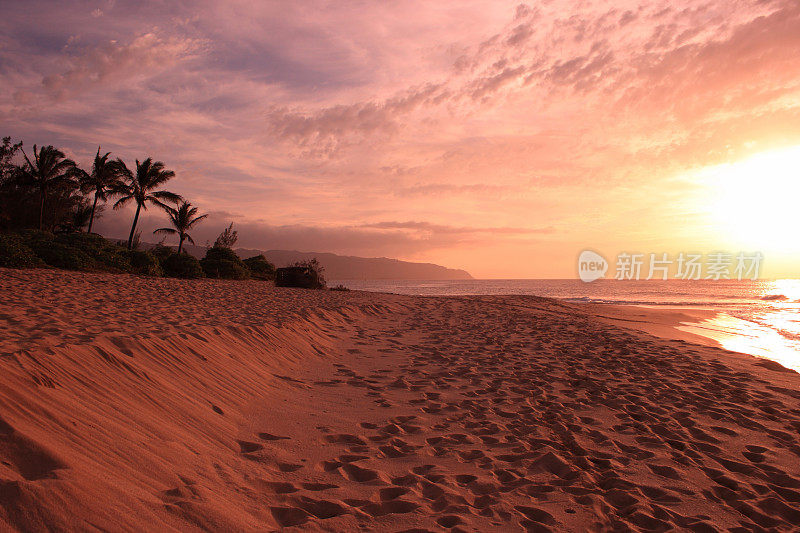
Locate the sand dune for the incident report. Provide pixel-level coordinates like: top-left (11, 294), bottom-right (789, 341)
top-left (1, 269), bottom-right (799, 531)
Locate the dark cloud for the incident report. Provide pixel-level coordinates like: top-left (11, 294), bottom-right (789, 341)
top-left (94, 209), bottom-right (549, 258)
top-left (361, 221), bottom-right (553, 235)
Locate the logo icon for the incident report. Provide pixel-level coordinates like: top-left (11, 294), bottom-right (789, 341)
top-left (578, 250), bottom-right (608, 282)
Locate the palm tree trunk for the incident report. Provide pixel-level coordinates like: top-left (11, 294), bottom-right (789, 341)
top-left (178, 235), bottom-right (184, 254)
top-left (127, 202), bottom-right (142, 250)
top-left (38, 188), bottom-right (46, 231)
top-left (87, 192), bottom-right (100, 233)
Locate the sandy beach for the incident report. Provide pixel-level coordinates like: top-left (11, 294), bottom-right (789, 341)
top-left (1, 268), bottom-right (799, 531)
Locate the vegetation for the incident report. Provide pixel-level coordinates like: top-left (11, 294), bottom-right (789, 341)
top-left (76, 147), bottom-right (123, 234)
top-left (243, 254), bottom-right (276, 280)
top-left (153, 201), bottom-right (208, 254)
top-left (0, 233), bottom-right (43, 268)
top-left (0, 230), bottom-right (161, 274)
top-left (127, 250), bottom-right (164, 277)
top-left (0, 134), bottom-right (333, 289)
top-left (201, 246), bottom-right (250, 280)
top-left (161, 252), bottom-right (204, 279)
top-left (276, 258), bottom-right (327, 289)
top-left (113, 158), bottom-right (181, 249)
top-left (295, 258), bottom-right (326, 288)
top-left (214, 222), bottom-right (238, 248)
top-left (19, 145), bottom-right (80, 230)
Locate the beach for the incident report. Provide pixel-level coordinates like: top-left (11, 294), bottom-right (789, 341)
top-left (1, 269), bottom-right (799, 531)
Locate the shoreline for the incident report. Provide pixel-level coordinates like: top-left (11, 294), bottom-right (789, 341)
top-left (1, 269), bottom-right (799, 530)
top-left (578, 302), bottom-right (800, 373)
top-left (576, 302), bottom-right (722, 348)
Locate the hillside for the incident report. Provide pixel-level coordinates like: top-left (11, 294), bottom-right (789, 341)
top-left (170, 243), bottom-right (473, 280)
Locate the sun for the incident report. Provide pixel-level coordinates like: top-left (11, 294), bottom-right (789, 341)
top-left (693, 145), bottom-right (800, 252)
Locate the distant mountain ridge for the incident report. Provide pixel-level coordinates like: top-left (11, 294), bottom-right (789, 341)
top-left (166, 243), bottom-right (472, 280)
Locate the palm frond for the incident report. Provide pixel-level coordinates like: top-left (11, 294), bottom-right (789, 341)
top-left (148, 197), bottom-right (175, 211)
top-left (187, 213), bottom-right (208, 228)
top-left (113, 195), bottom-right (134, 209)
top-left (150, 190), bottom-right (182, 204)
top-left (112, 158), bottom-right (133, 181)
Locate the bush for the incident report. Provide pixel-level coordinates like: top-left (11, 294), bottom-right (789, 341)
top-left (294, 258), bottom-right (326, 289)
top-left (243, 254), bottom-right (276, 281)
top-left (150, 244), bottom-right (174, 263)
top-left (29, 240), bottom-right (94, 270)
top-left (330, 284), bottom-right (350, 291)
top-left (161, 252), bottom-right (204, 279)
top-left (200, 246), bottom-right (249, 280)
top-left (55, 232), bottom-right (108, 250)
top-left (275, 258), bottom-right (326, 289)
top-left (0, 233), bottom-right (43, 268)
top-left (55, 232), bottom-right (131, 272)
top-left (16, 229), bottom-right (55, 247)
top-left (127, 250), bottom-right (163, 277)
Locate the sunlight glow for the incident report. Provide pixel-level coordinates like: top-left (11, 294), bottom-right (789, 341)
top-left (694, 145), bottom-right (800, 252)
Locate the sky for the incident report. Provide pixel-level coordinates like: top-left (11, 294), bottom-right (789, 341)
top-left (2, 0), bottom-right (800, 278)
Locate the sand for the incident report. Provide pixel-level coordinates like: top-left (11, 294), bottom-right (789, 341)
top-left (1, 268), bottom-right (799, 532)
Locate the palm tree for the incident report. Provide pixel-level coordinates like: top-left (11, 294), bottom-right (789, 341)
top-left (77, 146), bottom-right (124, 234)
top-left (114, 158), bottom-right (181, 249)
top-left (20, 145), bottom-right (78, 230)
top-left (153, 201), bottom-right (208, 254)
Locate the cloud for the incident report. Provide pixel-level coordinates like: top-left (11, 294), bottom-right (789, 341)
top-left (40, 33), bottom-right (200, 101)
top-left (94, 208), bottom-right (549, 258)
top-left (360, 221), bottom-right (553, 235)
top-left (264, 83), bottom-right (448, 152)
top-left (4, 0), bottom-right (800, 276)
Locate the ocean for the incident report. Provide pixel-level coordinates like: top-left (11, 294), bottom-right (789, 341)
top-left (331, 279), bottom-right (800, 371)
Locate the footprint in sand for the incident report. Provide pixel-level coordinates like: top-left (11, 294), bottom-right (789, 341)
top-left (301, 482), bottom-right (339, 491)
top-left (260, 480), bottom-right (299, 494)
top-left (258, 432), bottom-right (290, 441)
top-left (340, 463), bottom-right (379, 483)
top-left (236, 440), bottom-right (264, 453)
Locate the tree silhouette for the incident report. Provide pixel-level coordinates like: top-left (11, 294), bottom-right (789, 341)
top-left (19, 145), bottom-right (78, 230)
top-left (0, 136), bottom-right (23, 185)
top-left (114, 158), bottom-right (181, 249)
top-left (77, 146), bottom-right (124, 234)
top-left (214, 222), bottom-right (238, 248)
top-left (153, 201), bottom-right (208, 254)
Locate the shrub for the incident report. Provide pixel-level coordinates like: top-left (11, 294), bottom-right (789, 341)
top-left (16, 229), bottom-right (55, 247)
top-left (161, 252), bottom-right (204, 279)
top-left (201, 246), bottom-right (249, 280)
top-left (94, 247), bottom-right (132, 272)
top-left (330, 284), bottom-right (350, 291)
top-left (29, 240), bottom-right (94, 270)
top-left (0, 233), bottom-right (43, 268)
top-left (276, 258), bottom-right (326, 289)
top-left (127, 250), bottom-right (163, 277)
top-left (55, 232), bottom-right (108, 251)
top-left (150, 244), bottom-right (174, 263)
top-left (243, 254), bottom-right (276, 281)
top-left (56, 232), bottom-right (130, 272)
top-left (294, 258), bottom-right (326, 289)
top-left (214, 223), bottom-right (238, 248)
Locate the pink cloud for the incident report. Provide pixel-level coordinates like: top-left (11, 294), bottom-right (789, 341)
top-left (2, 0), bottom-right (800, 276)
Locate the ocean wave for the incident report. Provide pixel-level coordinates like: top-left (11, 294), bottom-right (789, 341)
top-left (562, 297), bottom-right (739, 306)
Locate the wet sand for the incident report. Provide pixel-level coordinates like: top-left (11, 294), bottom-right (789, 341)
top-left (1, 268), bottom-right (799, 531)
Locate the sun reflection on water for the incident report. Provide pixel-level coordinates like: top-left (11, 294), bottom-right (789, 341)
top-left (678, 279), bottom-right (800, 371)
